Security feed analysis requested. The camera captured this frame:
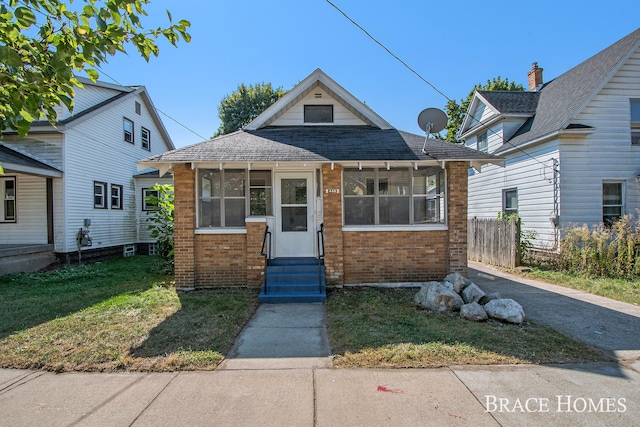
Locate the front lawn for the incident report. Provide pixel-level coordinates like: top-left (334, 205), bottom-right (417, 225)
top-left (326, 287), bottom-right (606, 368)
top-left (0, 257), bottom-right (258, 372)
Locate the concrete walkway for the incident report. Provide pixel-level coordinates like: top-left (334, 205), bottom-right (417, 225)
top-left (468, 261), bottom-right (640, 362)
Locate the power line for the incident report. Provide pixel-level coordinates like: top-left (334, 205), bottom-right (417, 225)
top-left (325, 0), bottom-right (551, 171)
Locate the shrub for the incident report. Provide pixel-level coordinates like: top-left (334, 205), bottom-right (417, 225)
top-left (145, 184), bottom-right (174, 271)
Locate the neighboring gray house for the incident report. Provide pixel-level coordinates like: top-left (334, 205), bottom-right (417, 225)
top-left (459, 27), bottom-right (640, 249)
top-left (0, 78), bottom-right (173, 274)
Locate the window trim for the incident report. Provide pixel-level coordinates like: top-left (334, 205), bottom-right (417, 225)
top-left (502, 188), bottom-right (518, 215)
top-left (602, 181), bottom-right (625, 227)
top-left (94, 181), bottom-right (108, 209)
top-left (141, 127), bottom-right (151, 151)
top-left (123, 117), bottom-right (134, 144)
top-left (477, 131), bottom-right (488, 153)
top-left (1, 176), bottom-right (17, 223)
top-left (342, 166), bottom-right (447, 227)
top-left (303, 104), bottom-right (334, 123)
top-left (111, 184), bottom-right (123, 210)
top-left (143, 188), bottom-right (159, 211)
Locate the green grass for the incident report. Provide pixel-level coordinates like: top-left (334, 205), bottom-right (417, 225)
top-left (519, 267), bottom-right (640, 306)
top-left (326, 287), bottom-right (606, 368)
top-left (0, 257), bottom-right (258, 372)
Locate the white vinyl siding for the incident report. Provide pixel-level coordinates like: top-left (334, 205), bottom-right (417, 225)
top-left (270, 88), bottom-right (368, 126)
top-left (0, 174), bottom-right (48, 244)
top-left (1, 133), bottom-right (64, 170)
top-left (53, 85), bottom-right (123, 121)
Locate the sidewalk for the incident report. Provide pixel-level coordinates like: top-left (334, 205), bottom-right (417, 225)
top-left (1, 362), bottom-right (639, 426)
top-left (468, 261), bottom-right (640, 362)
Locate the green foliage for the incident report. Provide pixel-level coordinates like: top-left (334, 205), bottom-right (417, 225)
top-left (145, 184), bottom-right (174, 269)
top-left (444, 77), bottom-right (524, 142)
top-left (214, 82), bottom-right (286, 137)
top-left (560, 215), bottom-right (640, 279)
top-left (0, 0), bottom-right (191, 136)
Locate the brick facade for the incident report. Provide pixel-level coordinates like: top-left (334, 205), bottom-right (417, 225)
top-left (174, 161), bottom-right (469, 288)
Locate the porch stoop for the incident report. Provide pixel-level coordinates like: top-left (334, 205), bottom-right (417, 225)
top-left (259, 257), bottom-right (326, 303)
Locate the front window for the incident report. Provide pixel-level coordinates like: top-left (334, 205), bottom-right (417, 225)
top-left (503, 188), bottom-right (518, 215)
top-left (111, 184), bottom-right (123, 209)
top-left (1, 176), bottom-right (16, 222)
top-left (124, 118), bottom-right (134, 143)
top-left (343, 166), bottom-right (446, 226)
top-left (631, 100), bottom-right (640, 145)
top-left (94, 181), bottom-right (107, 209)
top-left (477, 131), bottom-right (488, 152)
top-left (603, 182), bottom-right (624, 227)
top-left (304, 105), bottom-right (333, 123)
top-left (198, 169), bottom-right (246, 227)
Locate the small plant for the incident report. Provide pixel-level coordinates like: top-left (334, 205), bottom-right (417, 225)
top-left (145, 184), bottom-right (174, 271)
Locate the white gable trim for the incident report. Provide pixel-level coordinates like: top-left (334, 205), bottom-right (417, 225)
top-left (458, 92), bottom-right (498, 138)
top-left (245, 68), bottom-right (393, 130)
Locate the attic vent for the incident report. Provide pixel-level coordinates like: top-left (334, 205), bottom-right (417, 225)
top-left (314, 93), bottom-right (322, 99)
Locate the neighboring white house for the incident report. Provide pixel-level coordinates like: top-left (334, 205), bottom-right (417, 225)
top-left (459, 27), bottom-right (640, 250)
top-left (0, 77), bottom-right (173, 273)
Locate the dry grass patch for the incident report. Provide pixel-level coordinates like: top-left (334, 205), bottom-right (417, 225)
top-left (0, 257), bottom-right (258, 372)
top-left (327, 287), bottom-right (606, 368)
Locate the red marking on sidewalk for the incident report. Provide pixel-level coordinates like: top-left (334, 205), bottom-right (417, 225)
top-left (377, 385), bottom-right (403, 394)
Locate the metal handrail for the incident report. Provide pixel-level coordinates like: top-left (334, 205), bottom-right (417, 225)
top-left (260, 225), bottom-right (271, 293)
top-left (317, 223), bottom-right (325, 293)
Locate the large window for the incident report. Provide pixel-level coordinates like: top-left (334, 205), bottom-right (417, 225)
top-left (477, 131), bottom-right (488, 153)
top-left (1, 176), bottom-right (16, 223)
top-left (503, 188), bottom-right (518, 215)
top-left (304, 105), bottom-right (333, 123)
top-left (603, 182), bottom-right (624, 227)
top-left (631, 100), bottom-right (640, 145)
top-left (343, 167), bottom-right (445, 226)
top-left (94, 181), bottom-right (108, 209)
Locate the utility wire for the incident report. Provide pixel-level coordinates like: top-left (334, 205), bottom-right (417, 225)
top-left (325, 0), bottom-right (552, 171)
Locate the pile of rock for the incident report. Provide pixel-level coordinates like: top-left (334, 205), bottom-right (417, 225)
top-left (413, 272), bottom-right (525, 324)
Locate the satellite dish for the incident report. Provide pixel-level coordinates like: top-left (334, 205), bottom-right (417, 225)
top-left (417, 108), bottom-right (448, 134)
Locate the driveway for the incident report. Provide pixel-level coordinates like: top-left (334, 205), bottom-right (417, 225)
top-left (468, 261), bottom-right (640, 362)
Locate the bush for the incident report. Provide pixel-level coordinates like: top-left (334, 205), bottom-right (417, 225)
top-left (145, 184), bottom-right (174, 272)
top-left (560, 215), bottom-right (640, 278)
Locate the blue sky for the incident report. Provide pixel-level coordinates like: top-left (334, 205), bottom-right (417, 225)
top-left (95, 0), bottom-right (640, 148)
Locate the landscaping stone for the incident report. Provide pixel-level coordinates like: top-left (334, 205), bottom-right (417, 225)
top-left (484, 299), bottom-right (525, 324)
top-left (479, 292), bottom-right (501, 306)
top-left (461, 283), bottom-right (485, 304)
top-left (443, 272), bottom-right (470, 293)
top-left (414, 282), bottom-right (464, 313)
top-left (460, 302), bottom-right (488, 322)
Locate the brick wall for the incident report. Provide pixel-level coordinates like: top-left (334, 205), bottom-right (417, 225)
top-left (173, 164), bottom-right (196, 289)
top-left (246, 220), bottom-right (267, 286)
top-left (321, 164), bottom-right (345, 285)
top-left (446, 161), bottom-right (468, 276)
top-left (195, 234), bottom-right (247, 286)
top-left (343, 230), bottom-right (448, 283)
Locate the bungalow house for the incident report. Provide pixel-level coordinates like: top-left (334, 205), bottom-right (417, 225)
top-left (0, 77), bottom-right (173, 274)
top-left (139, 69), bottom-right (500, 302)
top-left (459, 27), bottom-right (640, 250)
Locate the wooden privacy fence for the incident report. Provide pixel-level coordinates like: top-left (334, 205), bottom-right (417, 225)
top-left (468, 217), bottom-right (520, 268)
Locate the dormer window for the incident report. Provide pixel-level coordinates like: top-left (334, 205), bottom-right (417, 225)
top-left (304, 105), bottom-right (333, 123)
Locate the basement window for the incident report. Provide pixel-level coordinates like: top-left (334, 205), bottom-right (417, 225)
top-left (304, 105), bottom-right (333, 123)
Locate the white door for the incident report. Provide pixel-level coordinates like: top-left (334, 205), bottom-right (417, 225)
top-left (274, 172), bottom-right (315, 258)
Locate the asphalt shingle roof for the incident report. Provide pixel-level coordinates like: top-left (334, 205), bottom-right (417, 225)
top-left (142, 126), bottom-right (499, 164)
top-left (494, 27), bottom-right (640, 154)
top-left (478, 91), bottom-right (540, 115)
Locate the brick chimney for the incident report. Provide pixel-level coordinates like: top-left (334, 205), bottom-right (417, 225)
top-left (528, 62), bottom-right (543, 91)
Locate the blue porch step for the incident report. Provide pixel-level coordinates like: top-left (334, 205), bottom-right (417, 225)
top-left (259, 258), bottom-right (326, 303)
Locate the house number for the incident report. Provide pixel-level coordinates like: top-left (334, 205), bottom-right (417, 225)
top-left (325, 189), bottom-right (340, 194)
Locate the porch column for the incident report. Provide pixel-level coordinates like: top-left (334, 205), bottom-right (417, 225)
top-left (321, 164), bottom-right (344, 285)
top-left (246, 218), bottom-right (267, 287)
top-left (446, 161), bottom-right (468, 276)
top-left (173, 164), bottom-right (196, 289)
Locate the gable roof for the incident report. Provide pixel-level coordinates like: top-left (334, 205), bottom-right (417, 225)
top-left (493, 27), bottom-right (640, 154)
top-left (477, 91), bottom-right (540, 115)
top-left (0, 144), bottom-right (63, 177)
top-left (245, 68), bottom-right (393, 130)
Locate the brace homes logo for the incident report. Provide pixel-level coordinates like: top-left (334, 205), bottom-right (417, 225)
top-left (485, 395), bottom-right (627, 413)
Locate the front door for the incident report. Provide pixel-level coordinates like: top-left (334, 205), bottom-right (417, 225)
top-left (274, 172), bottom-right (315, 258)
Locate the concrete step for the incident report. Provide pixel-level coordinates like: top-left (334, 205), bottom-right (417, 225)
top-left (259, 292), bottom-right (326, 303)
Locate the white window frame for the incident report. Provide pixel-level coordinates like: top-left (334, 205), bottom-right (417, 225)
top-left (124, 117), bottom-right (134, 144)
top-left (477, 131), bottom-right (488, 153)
top-left (111, 184), bottom-right (123, 210)
top-left (1, 176), bottom-right (17, 223)
top-left (631, 100), bottom-right (640, 145)
top-left (94, 181), bottom-right (108, 209)
top-left (502, 188), bottom-right (518, 215)
top-left (603, 181), bottom-right (624, 227)
top-left (141, 127), bottom-right (151, 151)
top-left (143, 188), bottom-right (159, 211)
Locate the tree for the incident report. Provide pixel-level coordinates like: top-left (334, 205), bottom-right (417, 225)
top-left (214, 82), bottom-right (286, 137)
top-left (443, 77), bottom-right (524, 142)
top-left (0, 0), bottom-right (191, 137)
